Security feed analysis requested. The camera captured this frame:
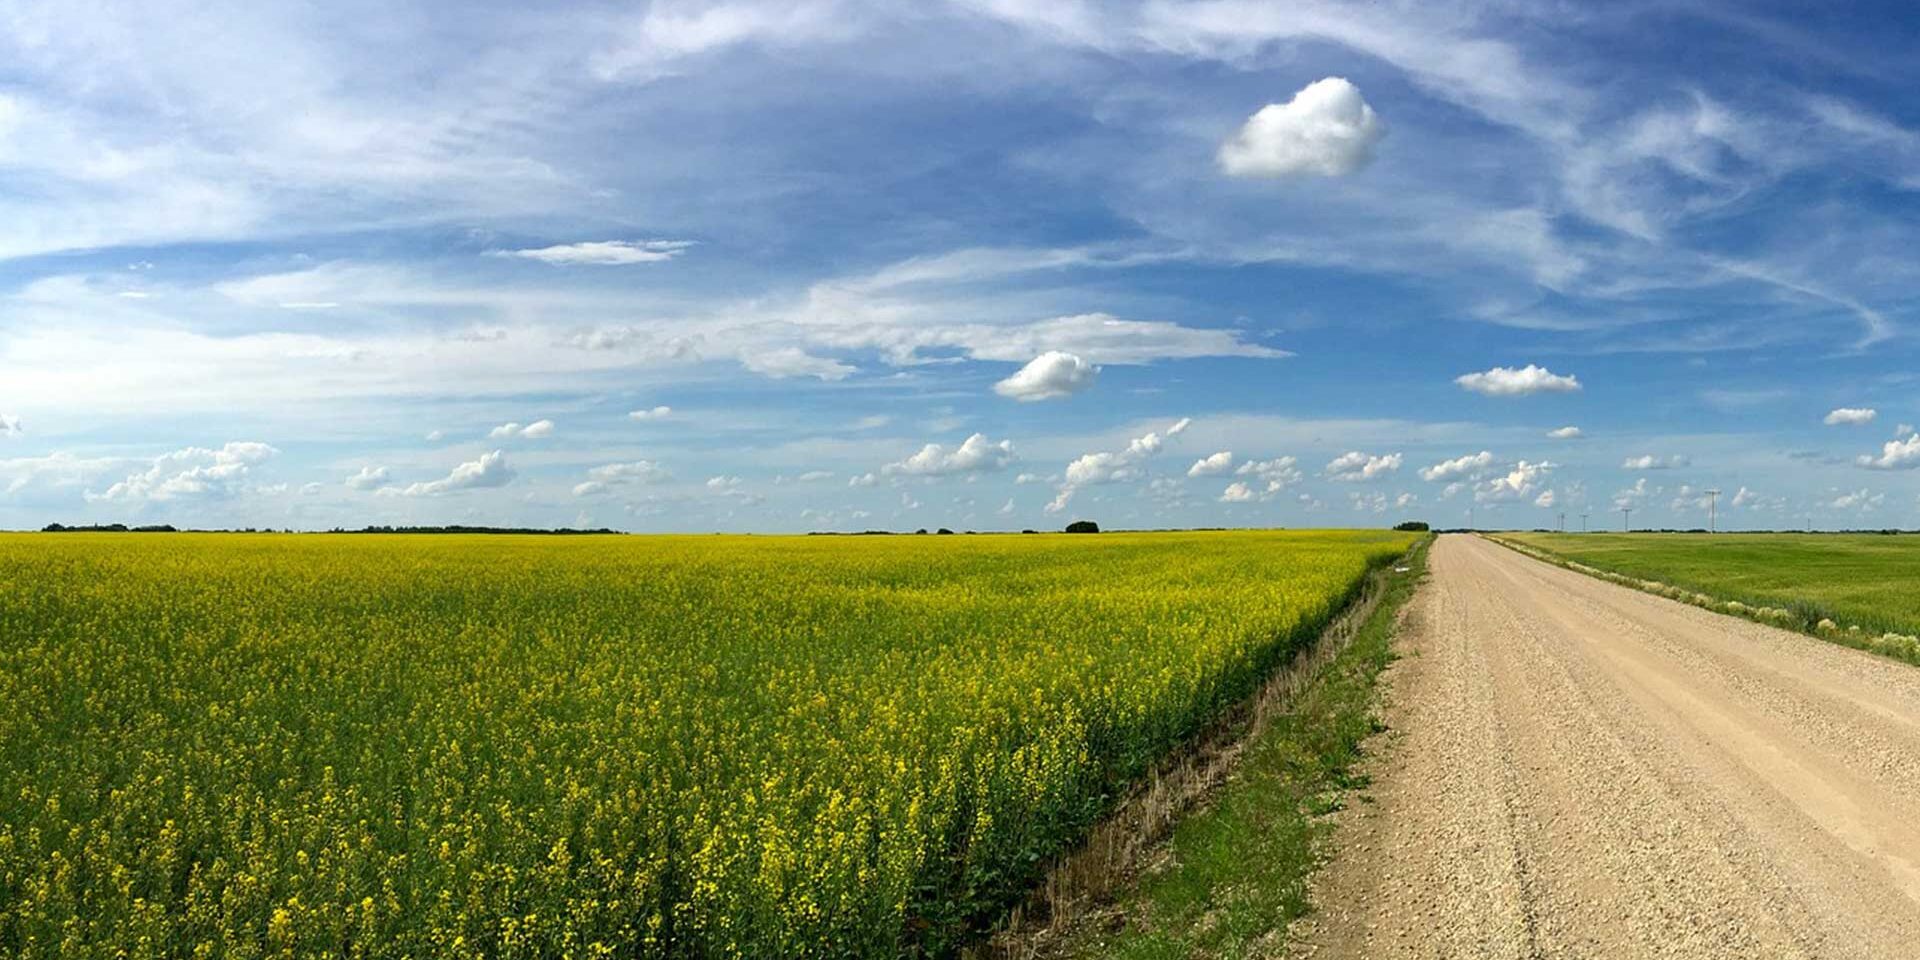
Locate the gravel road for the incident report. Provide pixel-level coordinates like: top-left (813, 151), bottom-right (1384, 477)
top-left (1292, 534), bottom-right (1920, 958)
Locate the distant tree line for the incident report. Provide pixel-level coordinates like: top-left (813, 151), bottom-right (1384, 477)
top-left (41, 523), bottom-right (623, 535)
top-left (42, 523), bottom-right (178, 533)
top-left (809, 521), bottom-right (1101, 536)
top-left (334, 525), bottom-right (622, 535)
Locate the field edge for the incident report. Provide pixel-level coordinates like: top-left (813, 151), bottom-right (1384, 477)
top-left (976, 535), bottom-right (1433, 958)
top-left (1484, 533), bottom-right (1920, 667)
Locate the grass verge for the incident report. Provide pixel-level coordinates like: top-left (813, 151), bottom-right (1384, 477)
top-left (1486, 534), bottom-right (1920, 666)
top-left (989, 536), bottom-right (1430, 959)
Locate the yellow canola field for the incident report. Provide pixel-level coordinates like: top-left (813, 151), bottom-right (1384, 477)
top-left (0, 529), bottom-right (1413, 958)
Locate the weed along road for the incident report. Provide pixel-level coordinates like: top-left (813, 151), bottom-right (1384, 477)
top-left (1296, 534), bottom-right (1920, 958)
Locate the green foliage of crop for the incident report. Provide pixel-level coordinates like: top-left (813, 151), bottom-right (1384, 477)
top-left (0, 529), bottom-right (1412, 958)
top-left (1504, 533), bottom-right (1920, 639)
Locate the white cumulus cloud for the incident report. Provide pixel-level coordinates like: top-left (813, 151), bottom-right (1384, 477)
top-left (1419, 450), bottom-right (1495, 482)
top-left (396, 450), bottom-right (515, 496)
top-left (1857, 434), bottom-right (1920, 470)
top-left (1824, 407), bottom-right (1877, 426)
top-left (1325, 450), bottom-right (1401, 482)
top-left (1187, 451), bottom-right (1235, 477)
top-left (1063, 451), bottom-right (1132, 487)
top-left (1218, 481), bottom-right (1258, 503)
top-left (90, 441), bottom-right (279, 502)
top-left (1049, 417), bottom-right (1191, 513)
top-left (1547, 425), bottom-right (1584, 439)
top-left (345, 465), bottom-right (390, 490)
top-left (1064, 424), bottom-right (1186, 486)
top-left (884, 433), bottom-right (1015, 476)
top-left (993, 351), bottom-right (1098, 401)
top-left (1348, 491), bottom-right (1390, 514)
top-left (628, 405), bottom-right (673, 421)
top-left (573, 460), bottom-right (671, 496)
top-left (1613, 478), bottom-right (1655, 509)
top-left (489, 419), bottom-right (554, 440)
top-left (1232, 457), bottom-right (1303, 499)
top-left (1219, 77), bottom-right (1384, 178)
top-left (1455, 364), bottom-right (1581, 397)
top-left (1830, 488), bottom-right (1884, 511)
top-left (1477, 460), bottom-right (1556, 503)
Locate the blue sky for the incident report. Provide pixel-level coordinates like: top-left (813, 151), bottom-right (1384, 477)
top-left (3, 0), bottom-right (1919, 531)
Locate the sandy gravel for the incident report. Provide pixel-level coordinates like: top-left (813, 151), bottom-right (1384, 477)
top-left (1293, 534), bottom-right (1920, 959)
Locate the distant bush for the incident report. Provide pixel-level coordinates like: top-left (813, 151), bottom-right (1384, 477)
top-left (1064, 520), bottom-right (1099, 534)
top-left (936, 528), bottom-right (955, 535)
top-left (1392, 521), bottom-right (1429, 532)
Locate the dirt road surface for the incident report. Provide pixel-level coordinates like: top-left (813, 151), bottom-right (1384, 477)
top-left (1293, 534), bottom-right (1920, 958)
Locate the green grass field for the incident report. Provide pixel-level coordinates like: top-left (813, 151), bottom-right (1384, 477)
top-left (1502, 533), bottom-right (1920, 648)
top-left (0, 529), bottom-right (1413, 959)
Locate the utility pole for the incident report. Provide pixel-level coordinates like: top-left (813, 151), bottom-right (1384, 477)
top-left (1621, 506), bottom-right (1633, 532)
top-left (1558, 511), bottom-right (1566, 533)
top-left (1580, 511), bottom-right (1590, 533)
top-left (1705, 488), bottom-right (1721, 533)
top-left (1468, 506), bottom-right (1474, 531)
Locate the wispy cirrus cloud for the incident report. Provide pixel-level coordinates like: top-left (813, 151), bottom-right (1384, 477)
top-left (1622, 454), bottom-right (1690, 470)
top-left (489, 240), bottom-right (696, 265)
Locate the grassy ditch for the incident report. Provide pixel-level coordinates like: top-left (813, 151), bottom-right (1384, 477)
top-left (987, 537), bottom-right (1430, 959)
